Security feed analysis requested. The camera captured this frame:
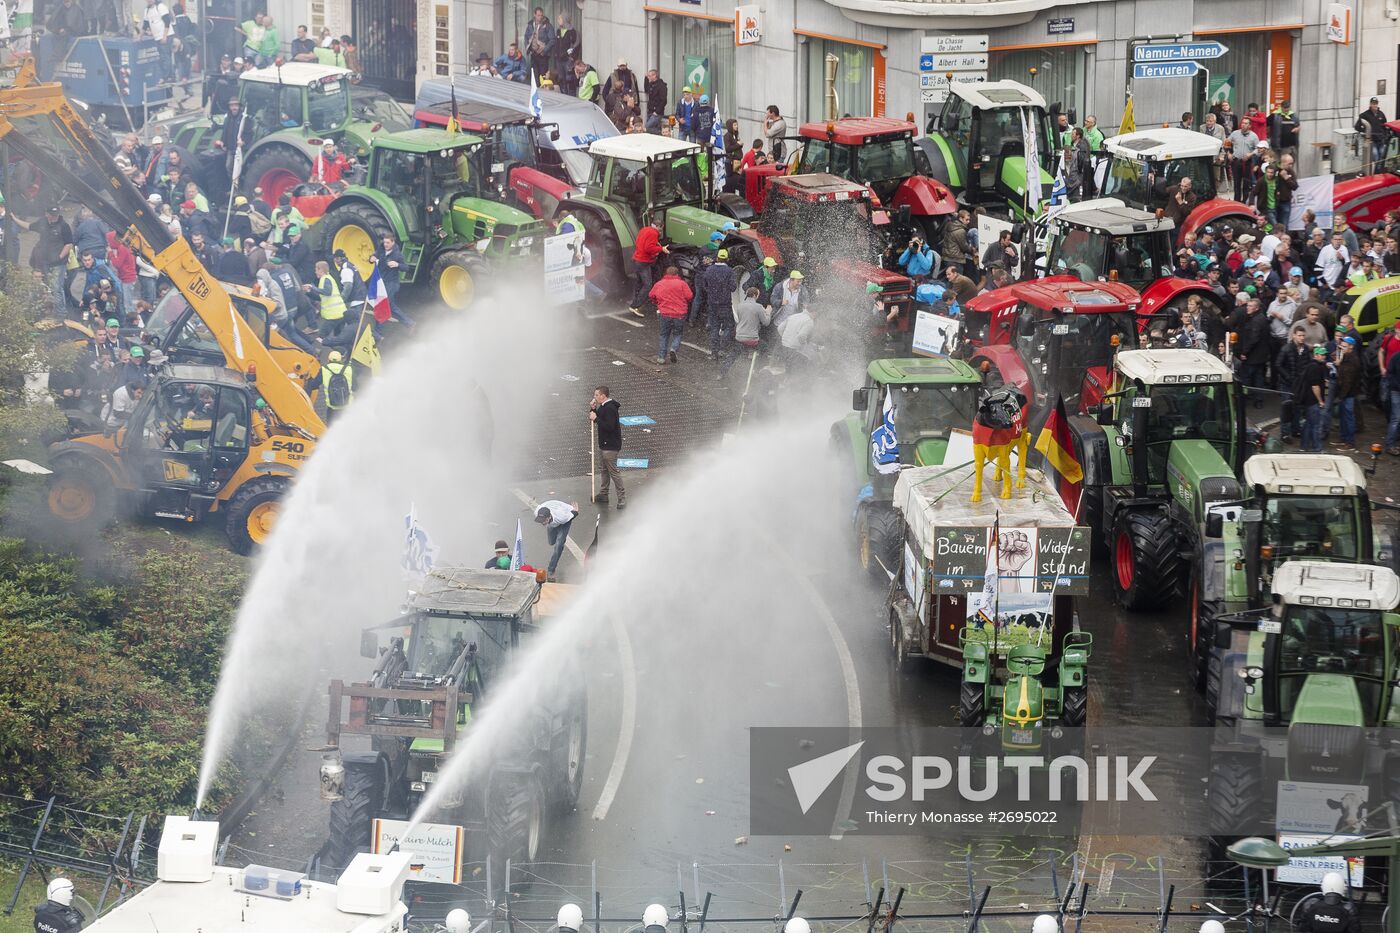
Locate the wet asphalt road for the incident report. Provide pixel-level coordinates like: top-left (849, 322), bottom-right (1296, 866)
top-left (221, 305), bottom-right (1279, 929)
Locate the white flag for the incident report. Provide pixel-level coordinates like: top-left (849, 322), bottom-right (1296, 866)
top-left (511, 518), bottom-right (524, 570)
top-left (1022, 111), bottom-right (1043, 210)
top-left (403, 504), bottom-right (440, 575)
top-left (870, 388), bottom-right (899, 475)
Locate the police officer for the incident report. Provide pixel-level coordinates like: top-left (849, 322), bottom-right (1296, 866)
top-left (445, 908), bottom-right (470, 933)
top-left (784, 918), bottom-right (811, 933)
top-left (1296, 872), bottom-right (1360, 933)
top-left (34, 878), bottom-right (83, 933)
top-left (643, 904), bottom-right (669, 932)
top-left (1031, 916), bottom-right (1058, 933)
top-left (557, 903), bottom-right (584, 933)
top-left (1199, 920), bottom-right (1225, 933)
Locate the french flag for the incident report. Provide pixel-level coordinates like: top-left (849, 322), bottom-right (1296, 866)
top-left (367, 264), bottom-right (392, 324)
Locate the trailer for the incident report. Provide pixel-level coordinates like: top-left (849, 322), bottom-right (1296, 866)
top-left (886, 461), bottom-right (1093, 743)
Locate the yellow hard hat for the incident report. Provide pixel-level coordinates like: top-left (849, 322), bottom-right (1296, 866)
top-left (327, 350), bottom-right (343, 362)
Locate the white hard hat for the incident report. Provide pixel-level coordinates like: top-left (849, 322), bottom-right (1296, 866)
top-left (784, 918), bottom-right (811, 933)
top-left (446, 908), bottom-right (471, 933)
top-left (1200, 920), bottom-right (1226, 933)
top-left (558, 904), bottom-right (584, 931)
top-left (1321, 872), bottom-right (1347, 896)
top-left (1032, 915), bottom-right (1059, 933)
top-left (47, 878), bottom-right (74, 906)
top-left (643, 904), bottom-right (670, 928)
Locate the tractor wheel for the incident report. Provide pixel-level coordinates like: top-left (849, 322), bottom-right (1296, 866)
top-left (1190, 578), bottom-right (1221, 694)
top-left (319, 202), bottom-right (395, 279)
top-left (46, 461), bottom-right (114, 531)
top-left (958, 681), bottom-right (986, 728)
top-left (550, 692), bottom-right (588, 812)
top-left (486, 766), bottom-right (548, 896)
top-left (324, 755), bottom-right (386, 875)
top-left (857, 506), bottom-right (902, 579)
top-left (242, 146), bottom-right (313, 204)
top-left (224, 477), bottom-right (291, 555)
top-left (1061, 685), bottom-right (1088, 727)
top-left (569, 209), bottom-right (625, 298)
top-left (1110, 509), bottom-right (1182, 611)
top-left (429, 250), bottom-right (487, 311)
top-left (1076, 485), bottom-right (1106, 556)
top-left (1207, 757), bottom-right (1265, 839)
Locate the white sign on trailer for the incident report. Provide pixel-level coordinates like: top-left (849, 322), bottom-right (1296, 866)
top-left (371, 819), bottom-right (465, 884)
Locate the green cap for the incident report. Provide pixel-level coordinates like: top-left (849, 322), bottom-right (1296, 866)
top-left (287, 225), bottom-right (301, 236)
top-left (106, 318), bottom-right (120, 328)
top-left (129, 345), bottom-right (145, 357)
top-left (1313, 345), bottom-right (1328, 355)
top-left (222, 236), bottom-right (235, 246)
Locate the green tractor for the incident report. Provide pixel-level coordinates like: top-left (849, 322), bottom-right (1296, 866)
top-left (314, 128), bottom-right (546, 310)
top-left (833, 357), bottom-right (981, 575)
top-left (558, 134), bottom-right (743, 297)
top-left (318, 568), bottom-right (585, 890)
top-left (171, 63), bottom-right (382, 204)
top-left (1206, 560), bottom-right (1400, 839)
top-left (918, 80), bottom-right (1055, 220)
top-left (1073, 348), bottom-right (1261, 611)
top-left (961, 629), bottom-right (1093, 745)
top-left (1193, 453), bottom-right (1398, 705)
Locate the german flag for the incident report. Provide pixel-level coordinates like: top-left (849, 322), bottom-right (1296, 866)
top-left (1035, 395), bottom-right (1084, 487)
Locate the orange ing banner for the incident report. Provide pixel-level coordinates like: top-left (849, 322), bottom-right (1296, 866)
top-left (1269, 31), bottom-right (1292, 107)
top-left (874, 50), bottom-right (886, 117)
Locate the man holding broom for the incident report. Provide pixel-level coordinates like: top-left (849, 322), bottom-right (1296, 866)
top-left (589, 385), bottom-right (626, 509)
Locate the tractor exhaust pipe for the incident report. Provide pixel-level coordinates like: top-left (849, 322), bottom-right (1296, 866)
top-left (823, 54), bottom-right (840, 122)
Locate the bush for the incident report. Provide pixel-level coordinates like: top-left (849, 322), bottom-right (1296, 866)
top-left (0, 536), bottom-right (246, 814)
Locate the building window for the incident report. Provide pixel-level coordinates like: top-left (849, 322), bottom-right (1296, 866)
top-left (659, 15), bottom-right (736, 120)
top-left (989, 45), bottom-right (1085, 120)
top-left (498, 0), bottom-right (582, 73)
top-left (804, 39), bottom-right (872, 122)
top-left (1197, 31), bottom-right (1270, 114)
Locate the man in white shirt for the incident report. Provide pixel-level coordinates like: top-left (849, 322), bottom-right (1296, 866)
top-left (144, 0), bottom-right (173, 81)
top-left (105, 380), bottom-right (144, 428)
top-left (1315, 232), bottom-right (1350, 295)
top-left (534, 499), bottom-right (578, 580)
top-left (778, 304), bottom-right (816, 371)
top-left (1259, 229), bottom-right (1280, 263)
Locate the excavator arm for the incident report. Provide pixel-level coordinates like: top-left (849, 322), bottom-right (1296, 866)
top-left (0, 61), bottom-right (324, 436)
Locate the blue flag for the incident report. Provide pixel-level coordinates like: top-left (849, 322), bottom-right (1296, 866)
top-left (870, 388), bottom-right (899, 475)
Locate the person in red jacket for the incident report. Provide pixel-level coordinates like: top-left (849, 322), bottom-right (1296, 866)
top-left (628, 219), bottom-right (670, 316)
top-left (1244, 103), bottom-right (1269, 143)
top-left (104, 230), bottom-right (138, 316)
top-left (649, 265), bottom-right (692, 364)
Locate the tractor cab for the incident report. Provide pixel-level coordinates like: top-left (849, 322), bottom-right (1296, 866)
top-left (1264, 561), bottom-right (1400, 735)
top-left (1104, 349), bottom-right (1244, 493)
top-left (847, 357), bottom-right (980, 483)
top-left (923, 81), bottom-right (1053, 216)
top-left (585, 134), bottom-right (733, 244)
top-left (1099, 129), bottom-right (1260, 241)
top-left (795, 118), bottom-right (929, 203)
top-left (1045, 203), bottom-right (1177, 290)
top-left (238, 63), bottom-right (356, 142)
top-left (1244, 454), bottom-right (1371, 565)
top-left (976, 279), bottom-right (1141, 418)
top-left (143, 283), bottom-right (319, 385)
top-left (118, 367), bottom-right (258, 495)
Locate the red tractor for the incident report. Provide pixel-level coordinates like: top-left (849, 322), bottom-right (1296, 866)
top-left (723, 173), bottom-right (912, 329)
top-left (1040, 200), bottom-right (1230, 319)
top-left (967, 278), bottom-right (1144, 424)
top-left (767, 117), bottom-right (958, 244)
top-left (1332, 119), bottom-right (1400, 229)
